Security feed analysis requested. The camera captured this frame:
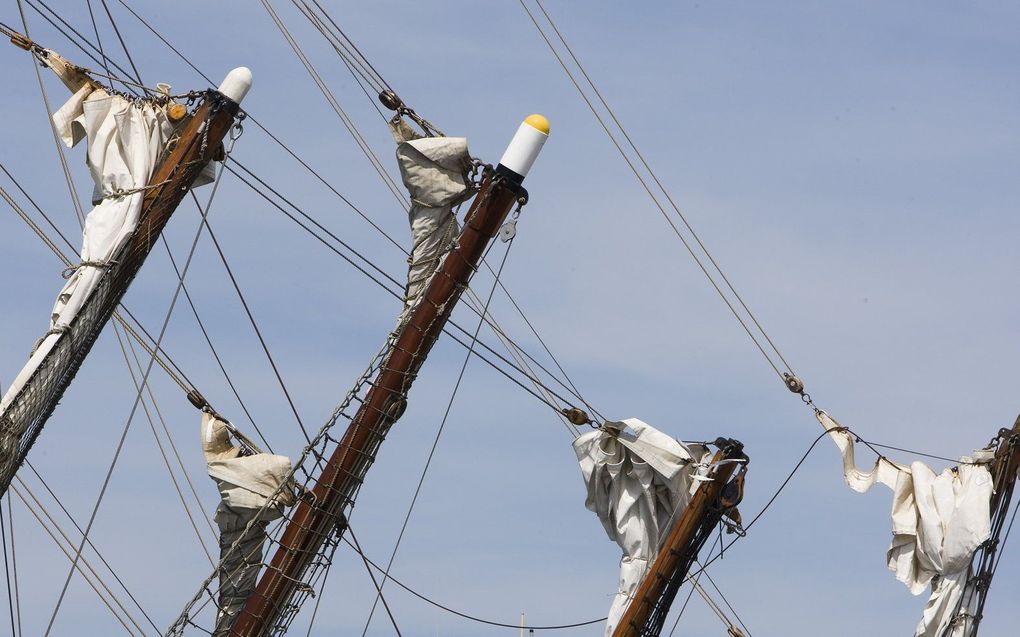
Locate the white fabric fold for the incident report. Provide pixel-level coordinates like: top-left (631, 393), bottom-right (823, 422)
top-left (573, 418), bottom-right (710, 636)
top-left (202, 412), bottom-right (294, 511)
top-left (394, 137), bottom-right (473, 320)
top-left (817, 411), bottom-right (993, 637)
top-left (201, 412), bottom-right (293, 635)
top-left (0, 87), bottom-right (171, 418)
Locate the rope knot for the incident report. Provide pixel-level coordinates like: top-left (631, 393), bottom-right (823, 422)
top-left (61, 260), bottom-right (115, 279)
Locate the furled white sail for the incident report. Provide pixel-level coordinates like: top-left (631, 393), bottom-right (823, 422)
top-left (817, 411), bottom-right (993, 637)
top-left (201, 412), bottom-right (293, 635)
top-left (0, 76), bottom-right (171, 419)
top-left (393, 135), bottom-right (474, 320)
top-left (573, 418), bottom-right (711, 636)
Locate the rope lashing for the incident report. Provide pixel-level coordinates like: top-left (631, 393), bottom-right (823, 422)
top-left (61, 260), bottom-right (115, 279)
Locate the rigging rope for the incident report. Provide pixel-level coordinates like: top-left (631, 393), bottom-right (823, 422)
top-left (340, 533), bottom-right (607, 630)
top-left (361, 238), bottom-right (515, 634)
top-left (111, 0), bottom-right (598, 424)
top-left (261, 0), bottom-right (409, 210)
top-left (1, 498), bottom-right (16, 637)
top-left (13, 478), bottom-right (154, 635)
top-left (43, 129), bottom-right (241, 637)
top-left (114, 326), bottom-right (218, 556)
top-left (98, 0), bottom-right (144, 89)
top-left (223, 161), bottom-right (589, 421)
top-left (21, 462), bottom-right (160, 632)
top-left (191, 196), bottom-right (312, 445)
top-left (348, 525), bottom-right (403, 637)
top-left (159, 236), bottom-right (272, 451)
top-left (4, 494), bottom-right (21, 637)
top-left (16, 0), bottom-right (88, 229)
top-left (518, 0), bottom-right (797, 387)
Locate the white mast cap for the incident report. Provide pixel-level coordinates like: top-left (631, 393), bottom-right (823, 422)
top-left (217, 67), bottom-right (253, 104)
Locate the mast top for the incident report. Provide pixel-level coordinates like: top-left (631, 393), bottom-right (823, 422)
top-left (217, 67), bottom-right (253, 104)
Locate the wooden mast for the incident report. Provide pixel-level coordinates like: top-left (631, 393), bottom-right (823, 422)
top-left (229, 116), bottom-right (548, 635)
top-left (613, 439), bottom-right (747, 637)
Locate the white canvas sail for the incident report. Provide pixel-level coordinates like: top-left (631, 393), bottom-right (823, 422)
top-left (393, 135), bottom-right (474, 321)
top-left (817, 411), bottom-right (994, 637)
top-left (573, 418), bottom-right (711, 636)
top-left (201, 412), bottom-right (293, 635)
top-left (0, 74), bottom-right (171, 420)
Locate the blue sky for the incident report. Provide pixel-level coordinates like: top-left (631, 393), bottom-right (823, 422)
top-left (1, 1), bottom-right (1018, 635)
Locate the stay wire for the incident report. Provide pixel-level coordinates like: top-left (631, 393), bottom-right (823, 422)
top-left (533, 0), bottom-right (796, 379)
top-left (261, 0), bottom-right (409, 210)
top-left (693, 560), bottom-right (751, 636)
top-left (84, 0), bottom-right (111, 79)
top-left (98, 0), bottom-right (144, 88)
top-left (1, 497), bottom-right (16, 637)
top-left (519, 0), bottom-right (788, 382)
top-left (360, 238), bottom-right (512, 635)
top-left (26, 0), bottom-right (142, 96)
top-left (10, 484), bottom-right (141, 636)
top-left (292, 0), bottom-right (388, 99)
top-left (488, 274), bottom-right (604, 423)
top-left (159, 235), bottom-right (273, 452)
top-left (306, 0), bottom-right (393, 92)
top-left (341, 534), bottom-right (606, 630)
top-left (17, 0), bottom-right (88, 229)
top-left (113, 0), bottom-right (594, 419)
top-left (190, 192), bottom-right (312, 445)
top-left (16, 468), bottom-right (161, 632)
top-left (224, 161), bottom-right (588, 419)
top-left (114, 324), bottom-right (219, 553)
top-left (348, 525), bottom-right (403, 637)
top-left (42, 127), bottom-right (235, 636)
top-left (5, 494), bottom-right (21, 637)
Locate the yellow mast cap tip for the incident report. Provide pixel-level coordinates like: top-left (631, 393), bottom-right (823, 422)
top-left (524, 114), bottom-right (550, 134)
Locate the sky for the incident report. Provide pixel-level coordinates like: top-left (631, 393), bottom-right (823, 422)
top-left (1, 1), bottom-right (1019, 636)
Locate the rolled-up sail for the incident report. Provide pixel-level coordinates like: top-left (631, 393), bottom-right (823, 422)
top-left (573, 418), bottom-right (711, 636)
top-left (201, 412), bottom-right (293, 636)
top-left (393, 134), bottom-right (474, 320)
top-left (0, 70), bottom-right (170, 467)
top-left (0, 55), bottom-right (246, 497)
top-left (817, 411), bottom-right (993, 637)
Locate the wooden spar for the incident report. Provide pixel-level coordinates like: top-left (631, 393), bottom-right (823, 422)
top-left (0, 70), bottom-right (242, 496)
top-left (228, 170), bottom-right (527, 636)
top-left (989, 415), bottom-right (1020, 513)
top-left (613, 439), bottom-right (747, 637)
top-left (965, 414), bottom-right (1020, 635)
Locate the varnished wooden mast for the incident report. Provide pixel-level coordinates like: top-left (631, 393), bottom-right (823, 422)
top-left (228, 171), bottom-right (525, 636)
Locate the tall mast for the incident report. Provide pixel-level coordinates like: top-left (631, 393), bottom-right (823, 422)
top-left (0, 33), bottom-right (249, 496)
top-left (228, 116), bottom-right (550, 636)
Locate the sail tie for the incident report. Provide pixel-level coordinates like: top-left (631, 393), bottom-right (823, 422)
top-left (60, 260), bottom-right (116, 279)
